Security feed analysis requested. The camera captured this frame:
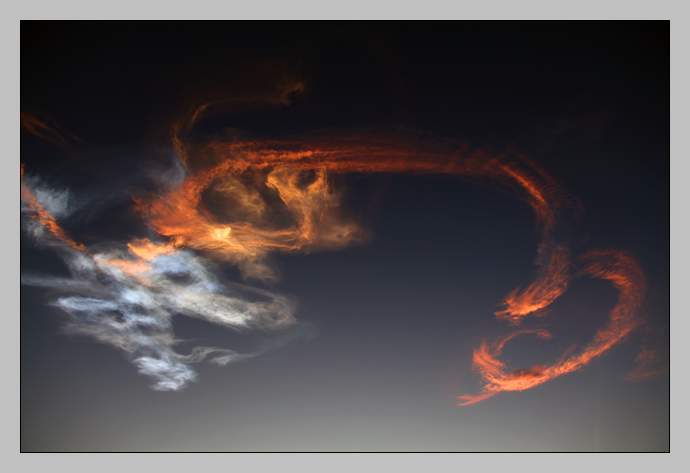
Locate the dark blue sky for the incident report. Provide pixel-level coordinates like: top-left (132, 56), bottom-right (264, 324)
top-left (21, 21), bottom-right (668, 451)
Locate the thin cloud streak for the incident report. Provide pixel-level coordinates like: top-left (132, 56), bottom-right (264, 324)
top-left (21, 111), bottom-right (87, 151)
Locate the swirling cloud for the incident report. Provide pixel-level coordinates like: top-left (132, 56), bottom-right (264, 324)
top-left (21, 66), bottom-right (657, 399)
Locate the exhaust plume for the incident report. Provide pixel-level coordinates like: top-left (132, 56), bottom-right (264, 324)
top-left (136, 130), bottom-right (582, 305)
top-left (22, 170), bottom-right (298, 390)
top-left (458, 250), bottom-right (647, 405)
top-left (21, 72), bottom-right (655, 399)
top-left (21, 111), bottom-right (87, 151)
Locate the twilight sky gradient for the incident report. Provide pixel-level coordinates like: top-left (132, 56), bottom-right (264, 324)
top-left (20, 21), bottom-right (669, 451)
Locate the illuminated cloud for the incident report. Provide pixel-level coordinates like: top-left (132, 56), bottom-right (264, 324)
top-left (458, 250), bottom-right (647, 405)
top-left (625, 343), bottom-right (669, 381)
top-left (137, 127), bottom-right (582, 303)
top-left (21, 111), bottom-right (87, 151)
top-left (21, 67), bottom-right (659, 399)
top-left (21, 171), bottom-right (298, 390)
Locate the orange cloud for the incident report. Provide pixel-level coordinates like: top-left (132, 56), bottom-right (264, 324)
top-left (21, 164), bottom-right (86, 252)
top-left (21, 68), bottom-right (655, 398)
top-left (136, 123), bottom-right (581, 294)
top-left (21, 111), bottom-right (86, 150)
top-left (458, 250), bottom-right (647, 405)
top-left (130, 92), bottom-right (652, 402)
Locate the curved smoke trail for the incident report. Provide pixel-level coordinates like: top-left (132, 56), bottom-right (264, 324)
top-left (21, 71), bottom-right (654, 399)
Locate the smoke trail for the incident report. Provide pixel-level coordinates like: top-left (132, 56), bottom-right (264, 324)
top-left (624, 330), bottom-right (669, 381)
top-left (457, 250), bottom-right (647, 405)
top-left (136, 129), bottom-right (582, 308)
top-left (21, 170), bottom-right (298, 390)
top-left (624, 348), bottom-right (669, 381)
top-left (21, 111), bottom-right (87, 151)
top-left (21, 67), bottom-right (656, 399)
top-left (126, 88), bottom-right (653, 401)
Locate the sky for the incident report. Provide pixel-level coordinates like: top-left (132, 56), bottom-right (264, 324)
top-left (20, 21), bottom-right (669, 452)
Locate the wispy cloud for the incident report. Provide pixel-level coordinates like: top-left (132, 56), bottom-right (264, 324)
top-left (21, 65), bottom-right (660, 399)
top-left (22, 170), bottom-right (298, 390)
